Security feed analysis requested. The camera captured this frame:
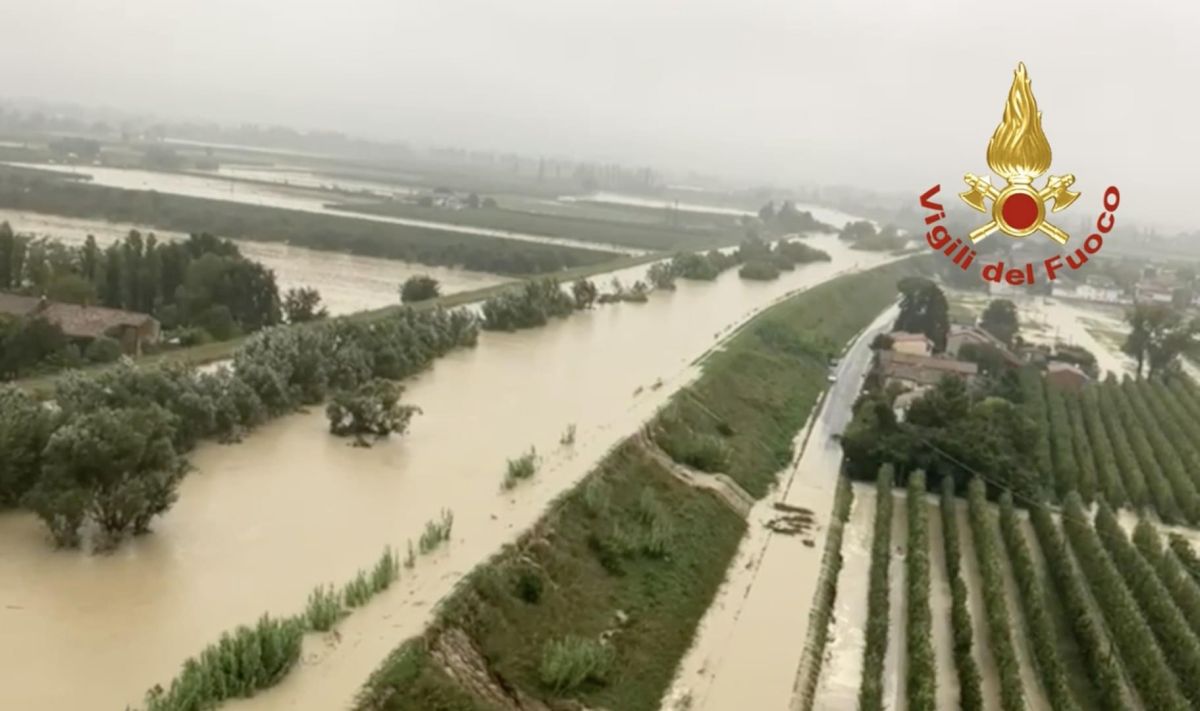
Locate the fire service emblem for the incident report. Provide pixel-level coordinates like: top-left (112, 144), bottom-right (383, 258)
top-left (919, 63), bottom-right (1121, 286)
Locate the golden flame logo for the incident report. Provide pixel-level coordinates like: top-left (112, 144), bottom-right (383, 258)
top-left (959, 63), bottom-right (1079, 244)
top-left (986, 62), bottom-right (1052, 183)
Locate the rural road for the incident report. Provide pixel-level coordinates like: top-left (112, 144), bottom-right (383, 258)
top-left (662, 302), bottom-right (898, 711)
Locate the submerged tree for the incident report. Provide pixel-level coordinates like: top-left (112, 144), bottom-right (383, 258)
top-left (400, 275), bottom-right (441, 304)
top-left (571, 278), bottom-right (598, 309)
top-left (282, 287), bottom-right (328, 323)
top-left (326, 379), bottom-right (421, 446)
top-left (23, 405), bottom-right (186, 549)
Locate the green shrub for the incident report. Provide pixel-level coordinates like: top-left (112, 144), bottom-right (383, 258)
top-left (143, 614), bottom-right (303, 711)
top-left (539, 637), bottom-right (615, 692)
top-left (503, 448), bottom-right (539, 489)
top-left (343, 569), bottom-right (372, 608)
top-left (85, 335), bottom-right (123, 363)
top-left (514, 565), bottom-right (544, 604)
top-left (305, 584), bottom-right (345, 632)
top-left (419, 509), bottom-right (454, 554)
top-left (371, 546), bottom-right (400, 593)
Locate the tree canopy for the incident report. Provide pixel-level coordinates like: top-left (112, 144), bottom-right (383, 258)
top-left (895, 277), bottom-right (950, 352)
top-left (979, 299), bottom-right (1019, 346)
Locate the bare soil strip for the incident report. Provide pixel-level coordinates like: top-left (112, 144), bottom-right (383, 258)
top-left (926, 497), bottom-right (959, 710)
top-left (955, 504), bottom-right (1002, 711)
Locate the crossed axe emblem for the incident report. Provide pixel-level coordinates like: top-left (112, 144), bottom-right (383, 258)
top-left (959, 173), bottom-right (1080, 244)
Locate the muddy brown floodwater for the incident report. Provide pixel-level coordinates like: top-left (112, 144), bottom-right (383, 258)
top-left (0, 236), bottom-right (896, 710)
top-left (0, 209), bottom-right (507, 315)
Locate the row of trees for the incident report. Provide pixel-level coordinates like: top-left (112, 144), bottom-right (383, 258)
top-left (1061, 494), bottom-right (1192, 710)
top-left (939, 478), bottom-right (983, 710)
top-left (0, 227), bottom-right (282, 336)
top-left (1093, 502), bottom-right (1200, 706)
top-left (965, 478), bottom-right (1025, 711)
top-left (857, 465), bottom-right (894, 711)
top-left (904, 471), bottom-right (936, 711)
top-left (0, 306), bottom-right (479, 549)
top-left (997, 493), bottom-right (1078, 711)
top-left (1027, 502), bottom-right (1127, 711)
top-left (736, 239), bottom-right (830, 281)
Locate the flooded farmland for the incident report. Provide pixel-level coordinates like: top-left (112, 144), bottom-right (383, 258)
top-left (4, 162), bottom-right (644, 254)
top-left (0, 209), bottom-right (507, 315)
top-left (0, 235), bottom-right (895, 711)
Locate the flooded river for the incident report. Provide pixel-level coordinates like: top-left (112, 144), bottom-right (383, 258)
top-left (0, 235), bottom-right (896, 710)
top-left (0, 209), bottom-right (507, 315)
top-left (5, 162), bottom-right (642, 254)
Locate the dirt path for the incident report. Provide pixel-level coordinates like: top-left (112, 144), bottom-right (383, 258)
top-left (995, 515), bottom-right (1053, 711)
top-left (884, 490), bottom-right (908, 711)
top-left (926, 497), bottom-right (959, 710)
top-left (809, 484), bottom-right (876, 709)
top-left (955, 504), bottom-right (1001, 711)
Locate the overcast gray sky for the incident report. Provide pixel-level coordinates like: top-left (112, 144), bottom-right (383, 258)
top-left (1, 0), bottom-right (1197, 230)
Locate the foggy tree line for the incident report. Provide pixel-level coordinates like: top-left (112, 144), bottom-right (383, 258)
top-left (0, 305), bottom-right (478, 550)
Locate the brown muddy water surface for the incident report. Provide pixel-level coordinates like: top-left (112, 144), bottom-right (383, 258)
top-left (0, 236), bottom-right (894, 710)
top-left (0, 209), bottom-right (507, 315)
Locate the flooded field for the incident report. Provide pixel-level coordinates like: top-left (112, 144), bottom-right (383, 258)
top-left (204, 165), bottom-right (420, 198)
top-left (0, 209), bottom-right (506, 315)
top-left (811, 485), bottom-right (877, 709)
top-left (4, 162), bottom-right (639, 254)
top-left (565, 190), bottom-right (866, 229)
top-left (0, 235), bottom-right (895, 711)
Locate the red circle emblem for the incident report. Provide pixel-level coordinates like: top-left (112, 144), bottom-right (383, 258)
top-left (1001, 193), bottom-right (1039, 231)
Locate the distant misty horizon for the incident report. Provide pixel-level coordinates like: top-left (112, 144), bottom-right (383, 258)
top-left (2, 0), bottom-right (1197, 231)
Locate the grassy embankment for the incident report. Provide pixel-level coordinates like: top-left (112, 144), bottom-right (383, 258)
top-left (334, 201), bottom-right (745, 251)
top-left (354, 257), bottom-right (922, 711)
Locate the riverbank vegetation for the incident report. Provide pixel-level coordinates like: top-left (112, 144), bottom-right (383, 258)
top-left (326, 379), bottom-right (422, 446)
top-left (1, 306), bottom-right (478, 549)
top-left (502, 448), bottom-right (539, 490)
top-left (352, 258), bottom-right (923, 710)
top-left (737, 238), bottom-right (830, 281)
top-left (0, 165), bottom-right (613, 275)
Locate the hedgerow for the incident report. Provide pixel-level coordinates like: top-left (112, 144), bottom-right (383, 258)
top-left (857, 464), bottom-right (894, 711)
top-left (939, 477), bottom-right (983, 711)
top-left (997, 493), bottom-right (1078, 711)
top-left (966, 478), bottom-right (1024, 711)
top-left (905, 471), bottom-right (936, 711)
top-left (1027, 502), bottom-right (1125, 711)
top-left (1093, 502), bottom-right (1200, 706)
top-left (1061, 494), bottom-right (1189, 711)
